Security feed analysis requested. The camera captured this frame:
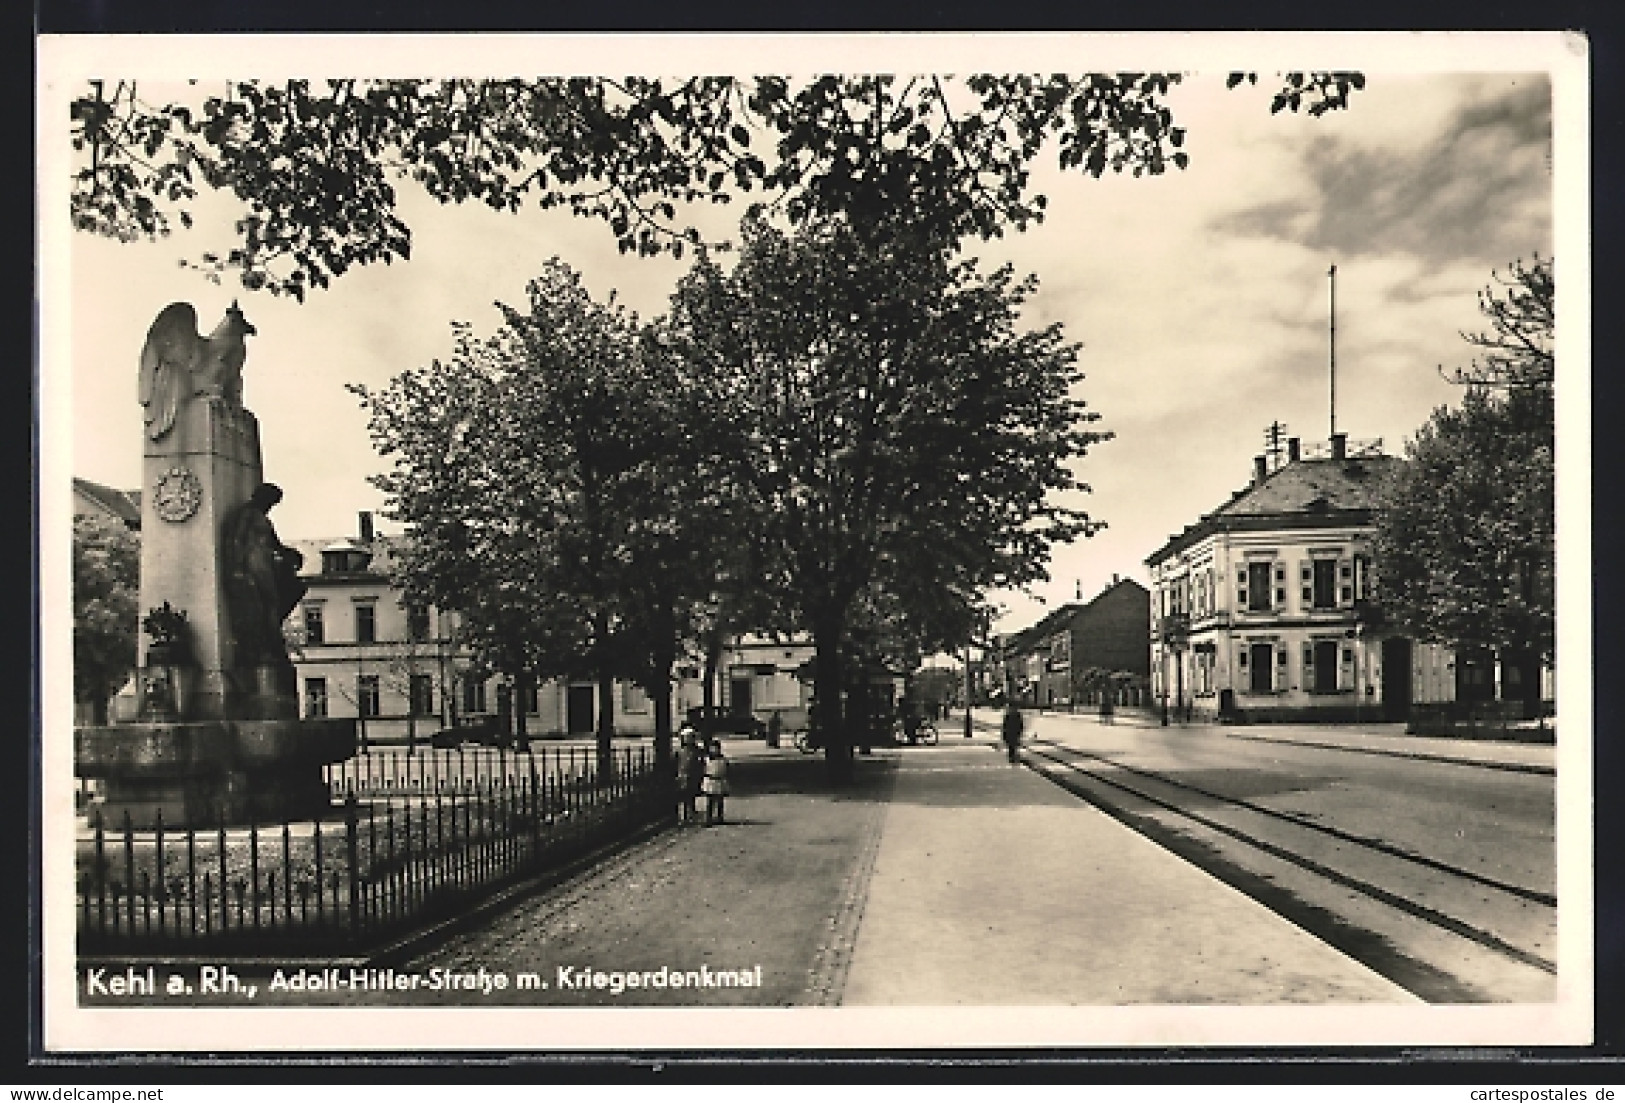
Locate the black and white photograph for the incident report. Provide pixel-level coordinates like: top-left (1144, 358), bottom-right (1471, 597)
top-left (36, 31), bottom-right (1591, 1053)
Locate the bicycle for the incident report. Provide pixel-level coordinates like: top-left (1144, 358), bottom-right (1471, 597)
top-left (897, 717), bottom-right (939, 745)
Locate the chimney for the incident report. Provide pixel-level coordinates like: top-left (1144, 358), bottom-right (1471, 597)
top-left (1112, 573), bottom-right (1120, 585)
top-left (1330, 433), bottom-right (1347, 460)
top-left (358, 511), bottom-right (375, 543)
top-left (1253, 455), bottom-right (1268, 485)
top-left (1287, 436), bottom-right (1300, 462)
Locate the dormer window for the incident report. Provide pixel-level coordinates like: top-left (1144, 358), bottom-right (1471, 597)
top-left (321, 541), bottom-right (373, 575)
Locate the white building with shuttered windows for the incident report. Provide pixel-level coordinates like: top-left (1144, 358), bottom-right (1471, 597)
top-left (1145, 434), bottom-right (1456, 724)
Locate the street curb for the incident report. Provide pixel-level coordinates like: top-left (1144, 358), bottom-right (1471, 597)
top-left (1224, 732), bottom-right (1556, 776)
top-left (802, 755), bottom-right (899, 1006)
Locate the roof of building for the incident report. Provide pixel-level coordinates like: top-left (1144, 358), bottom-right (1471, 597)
top-left (291, 534), bottom-right (406, 581)
top-left (72, 477), bottom-right (142, 526)
top-left (1000, 577), bottom-right (1151, 655)
top-left (1145, 453), bottom-right (1401, 567)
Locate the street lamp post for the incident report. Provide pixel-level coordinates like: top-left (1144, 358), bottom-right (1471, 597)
top-left (963, 645), bottom-right (974, 739)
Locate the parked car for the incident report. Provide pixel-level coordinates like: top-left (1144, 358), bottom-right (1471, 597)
top-left (684, 705), bottom-right (767, 740)
top-left (430, 715), bottom-right (507, 749)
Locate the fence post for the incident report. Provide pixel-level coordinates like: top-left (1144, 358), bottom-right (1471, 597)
top-left (186, 826), bottom-right (197, 938)
top-left (153, 808), bottom-right (166, 934)
top-left (92, 813), bottom-right (106, 934)
top-left (344, 795), bottom-right (361, 940)
top-left (249, 819), bottom-right (261, 933)
top-left (282, 820), bottom-right (294, 931)
top-left (217, 808), bottom-right (229, 933)
top-left (122, 811), bottom-right (136, 934)
top-left (314, 815), bottom-right (326, 926)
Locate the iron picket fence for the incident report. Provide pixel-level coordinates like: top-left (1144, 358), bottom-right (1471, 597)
top-left (77, 746), bottom-right (668, 955)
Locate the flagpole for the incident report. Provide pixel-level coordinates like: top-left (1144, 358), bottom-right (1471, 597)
top-left (1329, 264), bottom-right (1337, 439)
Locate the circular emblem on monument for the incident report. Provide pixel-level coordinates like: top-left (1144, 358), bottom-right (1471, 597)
top-left (153, 466), bottom-right (203, 523)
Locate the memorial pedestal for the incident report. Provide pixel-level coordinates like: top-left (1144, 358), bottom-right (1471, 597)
top-left (76, 717), bottom-right (356, 829)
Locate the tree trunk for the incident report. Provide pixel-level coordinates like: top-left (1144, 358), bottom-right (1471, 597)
top-left (594, 609), bottom-right (615, 778)
top-left (514, 669), bottom-right (531, 751)
top-left (651, 648), bottom-right (675, 767)
top-left (812, 619), bottom-right (852, 783)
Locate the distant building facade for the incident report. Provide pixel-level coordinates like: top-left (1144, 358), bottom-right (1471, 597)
top-left (288, 513), bottom-right (817, 744)
top-left (1143, 433), bottom-right (1460, 724)
top-left (993, 577), bottom-right (1152, 709)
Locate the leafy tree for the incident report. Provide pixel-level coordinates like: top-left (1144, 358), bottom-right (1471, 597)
top-left (602, 324), bottom-right (762, 762)
top-left (1442, 254), bottom-right (1554, 391)
top-left (73, 515), bottom-right (140, 724)
top-left (70, 73), bottom-right (1362, 299)
top-left (668, 214), bottom-right (1105, 776)
top-left (354, 260), bottom-right (724, 772)
top-left (1377, 257), bottom-right (1555, 713)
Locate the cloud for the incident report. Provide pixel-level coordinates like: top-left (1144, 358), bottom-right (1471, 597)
top-left (1216, 76), bottom-right (1552, 271)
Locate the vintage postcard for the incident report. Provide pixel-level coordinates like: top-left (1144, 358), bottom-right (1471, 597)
top-left (35, 31), bottom-right (1592, 1054)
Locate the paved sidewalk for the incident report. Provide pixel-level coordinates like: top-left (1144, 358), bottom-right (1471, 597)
top-left (841, 737), bottom-right (1416, 1005)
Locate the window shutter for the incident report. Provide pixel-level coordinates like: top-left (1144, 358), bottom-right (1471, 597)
top-left (1274, 643), bottom-right (1287, 691)
top-left (1340, 645), bottom-right (1355, 690)
top-left (1237, 567), bottom-right (1248, 609)
top-left (1301, 561), bottom-right (1313, 606)
top-left (1338, 559), bottom-right (1354, 606)
top-left (1302, 643), bottom-right (1315, 681)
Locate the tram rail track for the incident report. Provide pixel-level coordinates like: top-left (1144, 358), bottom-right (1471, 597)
top-left (1021, 736), bottom-right (1557, 1000)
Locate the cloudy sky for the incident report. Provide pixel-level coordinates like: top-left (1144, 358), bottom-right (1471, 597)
top-left (48, 37), bottom-right (1564, 636)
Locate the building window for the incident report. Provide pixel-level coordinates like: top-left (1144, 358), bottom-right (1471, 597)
top-left (622, 683), bottom-right (649, 714)
top-left (305, 677), bottom-right (327, 718)
top-left (303, 604), bottom-right (325, 645)
top-left (409, 673), bottom-right (434, 717)
top-left (355, 603), bottom-right (377, 644)
top-left (1247, 562), bottom-right (1272, 611)
top-left (462, 677), bottom-right (487, 715)
top-left (1312, 559), bottom-right (1338, 609)
top-left (358, 675), bottom-right (380, 718)
top-left (407, 604), bottom-right (430, 641)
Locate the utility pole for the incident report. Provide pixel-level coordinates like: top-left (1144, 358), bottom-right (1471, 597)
top-left (1263, 420), bottom-right (1289, 471)
top-left (1328, 264), bottom-right (1338, 439)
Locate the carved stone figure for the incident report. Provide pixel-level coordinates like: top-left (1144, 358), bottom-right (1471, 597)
top-left (138, 301), bottom-right (258, 440)
top-left (222, 483), bottom-right (307, 666)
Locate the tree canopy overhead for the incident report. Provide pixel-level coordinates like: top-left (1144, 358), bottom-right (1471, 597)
top-left (70, 71), bottom-right (1363, 299)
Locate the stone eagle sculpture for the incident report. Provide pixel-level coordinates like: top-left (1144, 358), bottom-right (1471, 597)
top-left (138, 301), bottom-right (258, 441)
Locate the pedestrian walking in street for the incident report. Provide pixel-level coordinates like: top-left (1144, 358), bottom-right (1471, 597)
top-left (1001, 703), bottom-right (1023, 763)
top-left (1098, 690), bottom-right (1115, 725)
top-left (676, 725), bottom-right (705, 826)
top-left (702, 739), bottom-right (731, 825)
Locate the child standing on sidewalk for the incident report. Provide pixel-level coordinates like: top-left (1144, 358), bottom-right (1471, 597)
top-left (702, 738), bottom-right (730, 825)
top-left (676, 726), bottom-right (704, 826)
